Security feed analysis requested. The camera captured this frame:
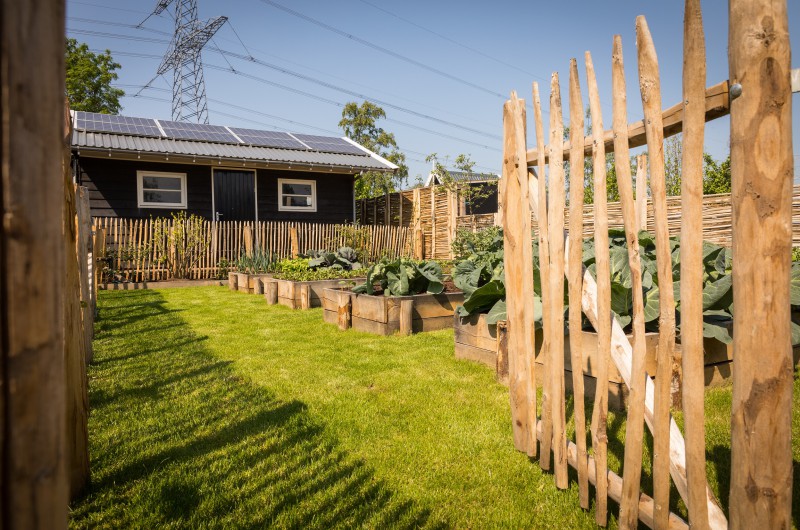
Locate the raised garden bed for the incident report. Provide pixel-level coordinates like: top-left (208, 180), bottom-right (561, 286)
top-left (266, 278), bottom-right (363, 309)
top-left (323, 288), bottom-right (464, 335)
top-left (228, 272), bottom-right (273, 294)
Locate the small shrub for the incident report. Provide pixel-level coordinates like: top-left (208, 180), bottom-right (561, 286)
top-left (451, 226), bottom-right (502, 262)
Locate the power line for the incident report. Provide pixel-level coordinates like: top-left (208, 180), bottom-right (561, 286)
top-left (70, 26), bottom-right (501, 141)
top-left (355, 0), bottom-right (546, 82)
top-left (70, 16), bottom-right (500, 129)
top-left (117, 84), bottom-right (498, 172)
top-left (258, 0), bottom-right (507, 100)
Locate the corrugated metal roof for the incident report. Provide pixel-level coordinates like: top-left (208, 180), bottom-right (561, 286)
top-left (72, 130), bottom-right (395, 172)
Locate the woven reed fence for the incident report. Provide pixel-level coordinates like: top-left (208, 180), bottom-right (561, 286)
top-left (94, 217), bottom-right (411, 282)
top-left (457, 186), bottom-right (800, 247)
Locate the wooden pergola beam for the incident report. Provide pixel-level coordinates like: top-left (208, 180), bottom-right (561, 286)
top-left (526, 80), bottom-right (729, 166)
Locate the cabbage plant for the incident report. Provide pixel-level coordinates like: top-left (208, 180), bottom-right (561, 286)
top-left (352, 258), bottom-right (444, 296)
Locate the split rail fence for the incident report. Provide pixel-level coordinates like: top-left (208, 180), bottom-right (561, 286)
top-left (93, 217), bottom-right (411, 282)
top-left (500, 1), bottom-right (792, 529)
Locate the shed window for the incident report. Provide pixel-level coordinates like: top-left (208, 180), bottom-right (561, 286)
top-left (137, 171), bottom-right (187, 208)
top-left (278, 178), bottom-right (316, 212)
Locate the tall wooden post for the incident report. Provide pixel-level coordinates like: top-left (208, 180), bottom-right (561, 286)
top-left (729, 1), bottom-right (793, 527)
top-left (76, 186), bottom-right (93, 363)
top-left (501, 93), bottom-right (535, 456)
top-left (1, 0), bottom-right (70, 526)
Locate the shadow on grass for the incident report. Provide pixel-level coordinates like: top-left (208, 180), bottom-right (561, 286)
top-left (73, 289), bottom-right (443, 529)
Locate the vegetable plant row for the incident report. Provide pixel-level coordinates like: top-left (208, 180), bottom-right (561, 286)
top-left (454, 228), bottom-right (798, 345)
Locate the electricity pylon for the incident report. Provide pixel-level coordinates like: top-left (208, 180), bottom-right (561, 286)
top-left (149, 0), bottom-right (227, 123)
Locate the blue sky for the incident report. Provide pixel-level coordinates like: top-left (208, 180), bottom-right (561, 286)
top-left (66, 0), bottom-right (800, 185)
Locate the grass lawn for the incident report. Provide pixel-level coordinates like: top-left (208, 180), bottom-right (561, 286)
top-left (71, 287), bottom-right (800, 528)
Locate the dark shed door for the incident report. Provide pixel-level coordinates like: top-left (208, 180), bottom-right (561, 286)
top-left (213, 169), bottom-right (256, 221)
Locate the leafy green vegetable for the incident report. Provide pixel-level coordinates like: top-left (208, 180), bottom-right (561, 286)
top-left (304, 247), bottom-right (363, 271)
top-left (352, 258), bottom-right (445, 296)
top-left (271, 256), bottom-right (364, 282)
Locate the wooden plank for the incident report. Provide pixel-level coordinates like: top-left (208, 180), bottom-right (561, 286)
top-left (532, 82), bottom-right (550, 467)
top-left (1, 0), bottom-right (71, 523)
top-left (527, 80), bottom-right (730, 165)
top-left (637, 18), bottom-right (678, 530)
top-left (501, 93), bottom-right (535, 456)
top-left (547, 72), bottom-right (568, 489)
top-left (729, 1), bottom-right (794, 528)
top-left (351, 293), bottom-right (389, 323)
top-left (680, 1), bottom-right (710, 528)
top-left (290, 226), bottom-right (299, 258)
top-left (351, 315), bottom-right (396, 336)
top-left (586, 49), bottom-right (612, 526)
top-left (567, 57), bottom-right (589, 509)
top-left (454, 326), bottom-right (498, 351)
top-left (454, 341), bottom-right (496, 368)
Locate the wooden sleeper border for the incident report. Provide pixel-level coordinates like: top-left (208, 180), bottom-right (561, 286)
top-left (265, 278), bottom-right (364, 309)
top-left (323, 288), bottom-right (464, 335)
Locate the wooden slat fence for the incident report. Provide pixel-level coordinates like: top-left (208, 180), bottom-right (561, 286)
top-left (94, 218), bottom-right (411, 282)
top-left (499, 2), bottom-right (794, 528)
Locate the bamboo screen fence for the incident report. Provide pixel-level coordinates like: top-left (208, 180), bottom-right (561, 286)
top-left (500, 1), bottom-right (793, 529)
top-left (94, 217), bottom-right (411, 282)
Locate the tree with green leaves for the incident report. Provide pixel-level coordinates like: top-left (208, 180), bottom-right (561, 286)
top-left (66, 38), bottom-right (125, 114)
top-left (426, 153), bottom-right (496, 214)
top-left (702, 153), bottom-right (731, 195)
top-left (339, 101), bottom-right (408, 199)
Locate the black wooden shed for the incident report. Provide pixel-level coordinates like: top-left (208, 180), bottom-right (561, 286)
top-left (70, 111), bottom-right (397, 223)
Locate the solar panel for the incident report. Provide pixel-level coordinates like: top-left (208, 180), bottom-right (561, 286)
top-left (158, 120), bottom-right (239, 143)
top-left (229, 128), bottom-right (307, 150)
top-left (292, 134), bottom-right (367, 155)
top-left (74, 111), bottom-right (162, 137)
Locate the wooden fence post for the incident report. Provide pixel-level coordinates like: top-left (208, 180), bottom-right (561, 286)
top-left (76, 186), bottom-right (93, 361)
top-left (729, 1), bottom-right (794, 527)
top-left (1, 0), bottom-right (72, 524)
top-left (299, 284), bottom-right (311, 310)
top-left (399, 299), bottom-right (414, 335)
top-left (501, 93), bottom-right (535, 456)
top-left (265, 280), bottom-right (278, 305)
top-left (495, 321), bottom-right (509, 385)
top-left (290, 226), bottom-right (299, 258)
top-left (93, 226), bottom-right (105, 312)
top-left (337, 291), bottom-right (352, 330)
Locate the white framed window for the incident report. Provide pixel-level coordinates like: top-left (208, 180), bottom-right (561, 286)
top-left (137, 170), bottom-right (187, 209)
top-left (278, 178), bottom-right (316, 212)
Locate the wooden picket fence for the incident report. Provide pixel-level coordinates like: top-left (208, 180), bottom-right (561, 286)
top-left (94, 217), bottom-right (411, 282)
top-left (501, 2), bottom-right (793, 529)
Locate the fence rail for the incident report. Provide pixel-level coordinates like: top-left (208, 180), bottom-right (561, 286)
top-left (94, 217), bottom-right (411, 282)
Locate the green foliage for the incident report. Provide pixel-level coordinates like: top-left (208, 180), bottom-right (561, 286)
top-left (65, 38), bottom-right (124, 114)
top-left (304, 247), bottom-right (363, 271)
top-left (339, 101), bottom-right (408, 198)
top-left (352, 258), bottom-right (444, 296)
top-left (702, 154), bottom-right (732, 195)
top-left (451, 226), bottom-right (502, 261)
top-left (235, 249), bottom-right (276, 274)
top-left (151, 212), bottom-right (210, 279)
top-left (270, 257), bottom-right (363, 282)
top-left (217, 258), bottom-right (231, 279)
top-left (452, 228), bottom-right (543, 326)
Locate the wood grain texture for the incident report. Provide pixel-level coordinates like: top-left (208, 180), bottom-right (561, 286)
top-left (501, 94), bottom-right (535, 456)
top-left (264, 280), bottom-right (278, 305)
top-left (399, 299), bottom-right (413, 336)
top-left (585, 50), bottom-right (613, 526)
top-left (636, 18), bottom-right (677, 530)
top-left (680, 1), bottom-right (712, 528)
top-left (548, 74), bottom-right (568, 487)
top-left (1, 0), bottom-right (70, 524)
top-left (337, 291), bottom-right (352, 330)
top-left (568, 62), bottom-right (589, 502)
top-left (532, 82), bottom-right (551, 468)
top-left (728, 1), bottom-right (794, 528)
top-left (527, 81), bottom-right (730, 166)
top-left (635, 155), bottom-right (648, 232)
